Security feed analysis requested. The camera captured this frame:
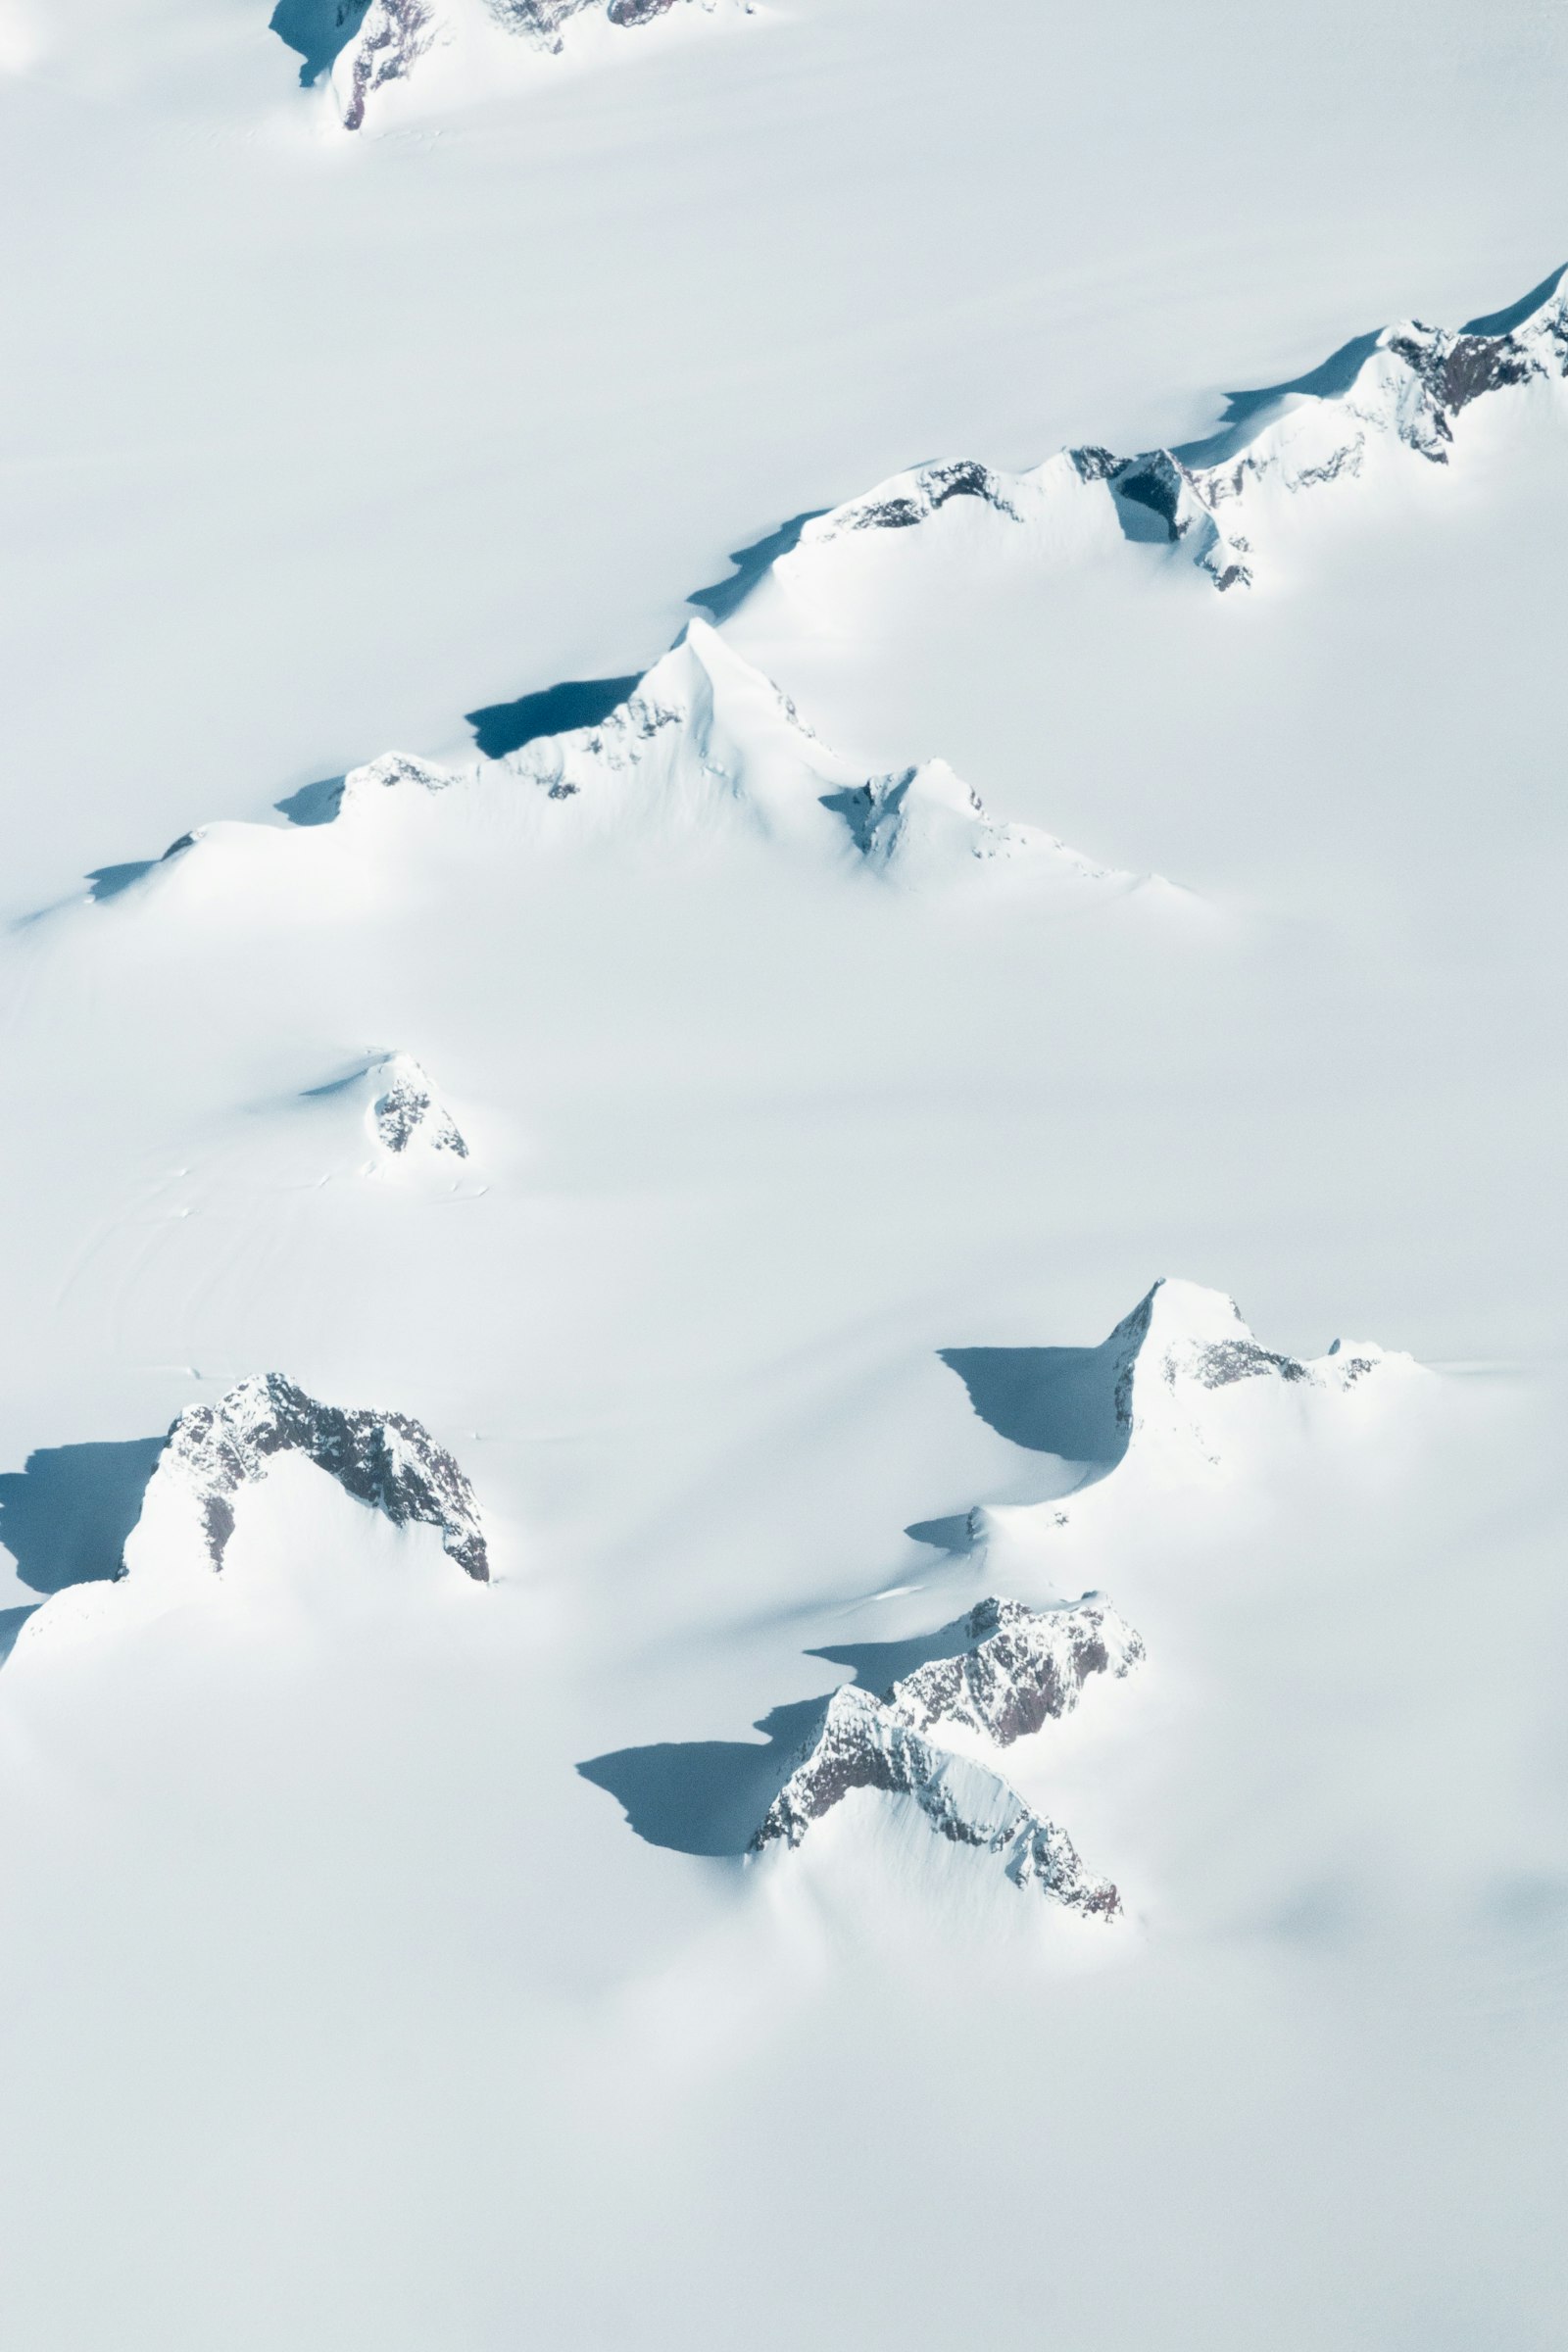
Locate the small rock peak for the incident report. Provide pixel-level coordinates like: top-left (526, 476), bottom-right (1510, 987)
top-left (158, 1371), bottom-right (489, 1580)
top-left (743, 1586), bottom-right (1143, 1909)
top-left (340, 750), bottom-right (458, 811)
top-left (326, 0), bottom-right (737, 130)
top-left (368, 1053), bottom-right (468, 1159)
top-left (883, 1592), bottom-right (1145, 1748)
top-left (750, 1685), bottom-right (1120, 1914)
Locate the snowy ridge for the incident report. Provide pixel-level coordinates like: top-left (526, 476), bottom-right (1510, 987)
top-left (744, 1592), bottom-right (1141, 1910)
top-left (751, 1685), bottom-right (1121, 1916)
top-left (761, 266), bottom-right (1568, 599)
top-left (322, 0), bottom-right (748, 131)
top-left (884, 1592), bottom-right (1144, 1746)
top-left (74, 622), bottom-right (1155, 908)
top-left (502, 625), bottom-right (1136, 888)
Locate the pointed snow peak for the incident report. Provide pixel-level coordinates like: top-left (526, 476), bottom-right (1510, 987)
top-left (153, 1373), bottom-right (488, 1580)
top-left (1111, 1276), bottom-right (1397, 1451)
top-left (368, 1053), bottom-right (468, 1159)
top-left (325, 0), bottom-right (740, 131)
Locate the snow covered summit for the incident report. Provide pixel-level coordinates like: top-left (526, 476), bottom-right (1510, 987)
top-left (12, 1375), bottom-right (488, 1663)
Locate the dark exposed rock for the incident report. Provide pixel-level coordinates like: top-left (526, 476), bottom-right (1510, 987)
top-left (750, 1685), bottom-right (1120, 1914)
top-left (884, 1593), bottom-right (1144, 1748)
top-left (159, 1373), bottom-right (489, 1580)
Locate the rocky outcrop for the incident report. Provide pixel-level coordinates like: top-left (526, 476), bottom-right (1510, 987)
top-left (884, 1592), bottom-right (1143, 1747)
top-left (743, 1587), bottom-right (1144, 1910)
top-left (815, 460), bottom-right (1023, 540)
top-left (368, 1054), bottom-right (468, 1158)
top-left (750, 1685), bottom-right (1121, 1914)
top-left (771, 266), bottom-right (1568, 596)
top-left (155, 1373), bottom-right (488, 1579)
top-left (327, 0), bottom-right (716, 125)
top-left (339, 0), bottom-right (434, 128)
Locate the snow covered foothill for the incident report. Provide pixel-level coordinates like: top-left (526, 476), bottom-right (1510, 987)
top-left (730, 267), bottom-right (1568, 626)
top-left (13, 1373), bottom-right (489, 1661)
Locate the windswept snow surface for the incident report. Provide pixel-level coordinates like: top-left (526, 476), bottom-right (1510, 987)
top-left (2, 3), bottom-right (1568, 2348)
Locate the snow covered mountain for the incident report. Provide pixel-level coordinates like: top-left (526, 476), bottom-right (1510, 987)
top-left (718, 265), bottom-right (1568, 612)
top-left (724, 1592), bottom-right (1142, 1909)
top-left (68, 621), bottom-right (1160, 910)
top-left (15, 1374), bottom-right (487, 1658)
top-left (752, 1684), bottom-right (1123, 1914)
top-left (5, 1), bottom-right (1567, 2326)
top-left (276, 0), bottom-right (752, 131)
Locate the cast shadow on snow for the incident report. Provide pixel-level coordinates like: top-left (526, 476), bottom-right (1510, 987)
top-left (0, 1436), bottom-right (165, 1664)
top-left (466, 675), bottom-right (643, 761)
top-left (686, 509), bottom-right (828, 624)
top-left (275, 774), bottom-right (347, 827)
top-left (580, 1333), bottom-right (1139, 1854)
top-left (936, 1343), bottom-right (1130, 1467)
top-left (84, 835), bottom-right (197, 903)
top-left (578, 1695), bottom-right (827, 1858)
top-left (270, 0), bottom-right (369, 84)
top-left (805, 1611), bottom-right (976, 1693)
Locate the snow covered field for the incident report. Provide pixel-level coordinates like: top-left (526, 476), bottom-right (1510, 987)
top-left (2, 4), bottom-right (1566, 2346)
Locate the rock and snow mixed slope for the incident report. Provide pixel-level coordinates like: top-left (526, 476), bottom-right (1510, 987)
top-left (365, 1052), bottom-right (468, 1162)
top-left (302, 0), bottom-right (750, 131)
top-left (15, 1375), bottom-right (487, 1657)
top-left (727, 266), bottom-right (1568, 612)
top-left (74, 621), bottom-right (1159, 911)
top-left (750, 1592), bottom-right (1141, 1912)
top-left (752, 1684), bottom-right (1122, 1915)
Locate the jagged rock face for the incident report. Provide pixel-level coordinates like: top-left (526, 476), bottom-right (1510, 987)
top-left (884, 1593), bottom-right (1144, 1747)
top-left (339, 0), bottom-right (434, 129)
top-left (159, 1374), bottom-right (489, 1579)
top-left (330, 0), bottom-right (699, 122)
top-left (751, 1687), bottom-right (1120, 1915)
top-left (782, 268), bottom-right (1568, 594)
top-left (819, 460), bottom-right (1022, 539)
top-left (369, 1054), bottom-right (468, 1158)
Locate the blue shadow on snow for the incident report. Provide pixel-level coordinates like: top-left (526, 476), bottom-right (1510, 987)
top-left (0, 1437), bottom-right (166, 1596)
top-left (577, 1694), bottom-right (829, 1858)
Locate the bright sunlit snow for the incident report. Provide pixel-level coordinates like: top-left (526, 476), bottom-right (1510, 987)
top-left (2, 4), bottom-right (1565, 2347)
